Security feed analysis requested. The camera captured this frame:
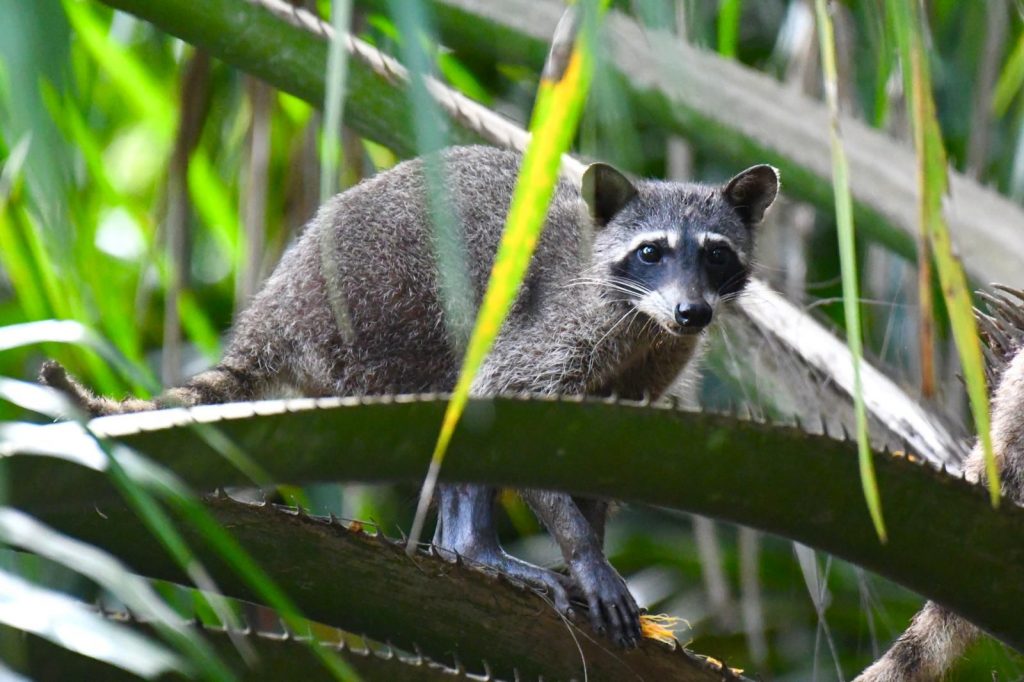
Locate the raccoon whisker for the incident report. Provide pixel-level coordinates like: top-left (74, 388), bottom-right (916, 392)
top-left (620, 306), bottom-right (646, 339)
top-left (565, 274), bottom-right (650, 292)
top-left (728, 289), bottom-right (774, 309)
top-left (563, 277), bottom-right (651, 299)
top-left (717, 271), bottom-right (749, 296)
top-left (591, 306), bottom-right (642, 359)
top-left (636, 311), bottom-right (657, 340)
top-left (601, 282), bottom-right (648, 296)
top-left (718, 291), bottom-right (746, 305)
top-left (634, 308), bottom-right (654, 338)
top-left (607, 275), bottom-right (652, 291)
top-left (584, 286), bottom-right (650, 306)
top-left (586, 306), bottom-right (645, 380)
top-left (605, 274), bottom-right (649, 286)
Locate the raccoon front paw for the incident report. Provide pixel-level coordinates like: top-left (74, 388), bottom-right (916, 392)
top-left (568, 554), bottom-right (641, 648)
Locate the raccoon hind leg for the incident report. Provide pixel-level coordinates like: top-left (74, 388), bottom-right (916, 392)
top-left (433, 483), bottom-right (575, 617)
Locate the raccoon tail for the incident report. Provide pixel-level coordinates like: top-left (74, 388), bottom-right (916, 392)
top-left (856, 286), bottom-right (1024, 682)
top-left (39, 361), bottom-right (264, 418)
top-left (854, 602), bottom-right (979, 681)
top-left (39, 361), bottom-right (156, 416)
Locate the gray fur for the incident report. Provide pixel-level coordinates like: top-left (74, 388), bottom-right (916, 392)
top-left (47, 146), bottom-right (773, 411)
top-left (40, 145), bottom-right (777, 646)
top-left (856, 287), bottom-right (1024, 681)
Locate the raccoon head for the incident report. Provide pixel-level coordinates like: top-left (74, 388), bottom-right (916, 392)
top-left (583, 162), bottom-right (778, 336)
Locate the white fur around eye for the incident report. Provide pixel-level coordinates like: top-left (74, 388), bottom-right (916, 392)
top-left (696, 231), bottom-right (746, 264)
top-left (617, 231), bottom-right (674, 260)
top-left (695, 231), bottom-right (736, 251)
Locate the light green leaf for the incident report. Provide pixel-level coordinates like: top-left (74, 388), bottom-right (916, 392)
top-left (717, 0), bottom-right (742, 58)
top-left (993, 29), bottom-right (1024, 117)
top-left (62, 0), bottom-right (175, 137)
top-left (813, 0), bottom-right (885, 541)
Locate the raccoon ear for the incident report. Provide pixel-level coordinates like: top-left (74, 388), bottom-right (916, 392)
top-left (723, 164), bottom-right (779, 225)
top-left (582, 162), bottom-right (638, 227)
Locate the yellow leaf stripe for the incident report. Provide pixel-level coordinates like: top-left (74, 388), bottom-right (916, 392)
top-left (892, 1), bottom-right (999, 506)
top-left (407, 4), bottom-right (602, 552)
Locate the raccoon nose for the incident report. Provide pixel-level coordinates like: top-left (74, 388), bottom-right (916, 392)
top-left (675, 302), bottom-right (713, 330)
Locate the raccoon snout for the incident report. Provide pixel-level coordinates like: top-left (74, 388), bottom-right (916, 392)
top-left (674, 301), bottom-right (712, 332)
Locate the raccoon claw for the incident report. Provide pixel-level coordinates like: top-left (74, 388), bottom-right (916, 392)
top-left (444, 544), bottom-right (575, 618)
top-left (551, 574), bottom-right (576, 617)
top-left (526, 568), bottom-right (574, 617)
top-left (569, 555), bottom-right (642, 648)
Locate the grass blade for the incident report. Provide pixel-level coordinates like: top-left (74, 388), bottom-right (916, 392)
top-left (111, 447), bottom-right (362, 681)
top-left (320, 0), bottom-right (353, 202)
top-left (993, 28), bottom-right (1024, 117)
top-left (889, 0), bottom-right (1000, 506)
top-left (407, 1), bottom-right (605, 552)
top-left (0, 506), bottom-right (231, 679)
top-left (385, 0), bottom-right (473, 347)
top-left (717, 0), bottom-right (742, 58)
top-left (813, 0), bottom-right (886, 541)
top-left (0, 568), bottom-right (182, 678)
top-left (0, 319), bottom-right (155, 393)
top-left (317, 0), bottom-right (357, 343)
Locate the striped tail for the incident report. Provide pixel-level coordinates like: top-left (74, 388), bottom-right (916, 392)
top-left (39, 361), bottom-right (262, 417)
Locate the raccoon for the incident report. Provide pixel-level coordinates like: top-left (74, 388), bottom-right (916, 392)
top-left (855, 286), bottom-right (1024, 680)
top-left (42, 145), bottom-right (778, 647)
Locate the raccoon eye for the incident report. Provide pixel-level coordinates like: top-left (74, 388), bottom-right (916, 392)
top-left (636, 243), bottom-right (662, 264)
top-left (705, 246), bottom-right (731, 267)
